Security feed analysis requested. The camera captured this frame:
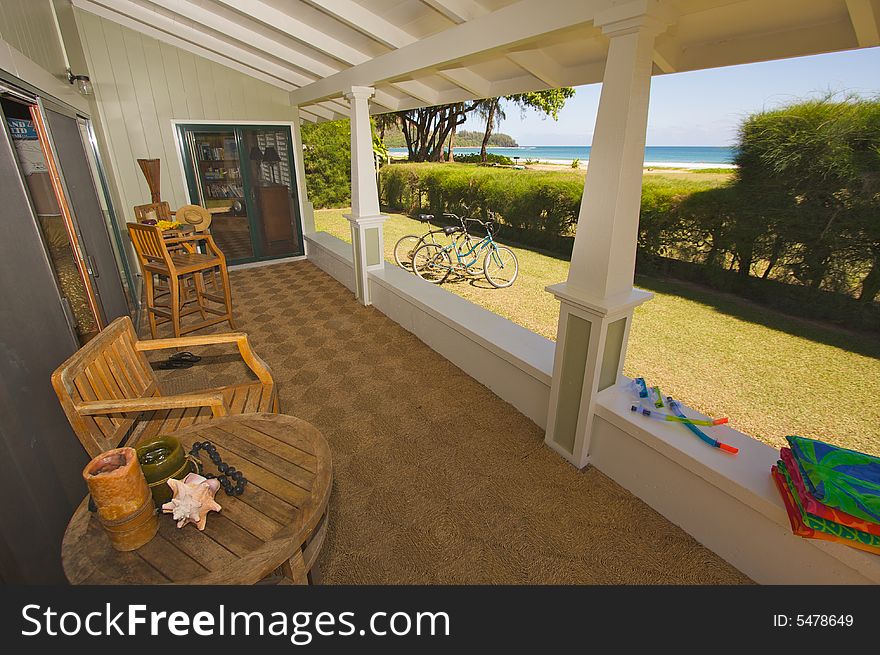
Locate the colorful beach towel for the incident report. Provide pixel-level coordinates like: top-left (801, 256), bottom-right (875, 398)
top-left (786, 436), bottom-right (880, 525)
top-left (780, 448), bottom-right (880, 537)
top-left (772, 465), bottom-right (880, 556)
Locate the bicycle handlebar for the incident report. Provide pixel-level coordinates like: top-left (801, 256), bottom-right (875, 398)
top-left (420, 211), bottom-right (497, 234)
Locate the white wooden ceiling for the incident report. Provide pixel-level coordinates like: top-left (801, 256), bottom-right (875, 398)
top-left (71, 0), bottom-right (880, 122)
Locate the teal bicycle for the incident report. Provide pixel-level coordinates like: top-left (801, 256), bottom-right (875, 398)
top-left (412, 213), bottom-right (519, 288)
top-left (393, 213), bottom-right (466, 271)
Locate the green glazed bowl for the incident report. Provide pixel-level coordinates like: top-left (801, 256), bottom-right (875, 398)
top-left (136, 436), bottom-right (191, 506)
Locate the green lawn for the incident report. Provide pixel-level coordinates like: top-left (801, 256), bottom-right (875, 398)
top-left (315, 208), bottom-right (880, 456)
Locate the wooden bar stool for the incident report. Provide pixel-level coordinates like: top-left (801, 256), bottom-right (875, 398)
top-left (127, 222), bottom-right (235, 338)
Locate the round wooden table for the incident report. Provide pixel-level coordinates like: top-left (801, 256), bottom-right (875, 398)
top-left (62, 413), bottom-right (332, 585)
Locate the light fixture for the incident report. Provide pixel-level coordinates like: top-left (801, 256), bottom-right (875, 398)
top-left (67, 69), bottom-right (93, 96)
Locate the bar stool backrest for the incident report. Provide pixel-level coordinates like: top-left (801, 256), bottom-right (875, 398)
top-left (127, 222), bottom-right (172, 268)
top-left (134, 201), bottom-right (172, 223)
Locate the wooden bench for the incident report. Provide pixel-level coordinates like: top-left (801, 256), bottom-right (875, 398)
top-left (52, 316), bottom-right (278, 458)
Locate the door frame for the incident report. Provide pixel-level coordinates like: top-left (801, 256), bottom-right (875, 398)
top-left (0, 75), bottom-right (134, 330)
top-left (172, 119), bottom-right (308, 265)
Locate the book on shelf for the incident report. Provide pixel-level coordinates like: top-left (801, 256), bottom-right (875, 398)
top-left (205, 182), bottom-right (244, 199)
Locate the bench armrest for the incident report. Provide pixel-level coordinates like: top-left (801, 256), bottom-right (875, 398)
top-left (76, 392), bottom-right (229, 417)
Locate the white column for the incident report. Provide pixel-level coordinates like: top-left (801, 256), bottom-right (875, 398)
top-left (344, 85), bottom-right (387, 306)
top-left (544, 4), bottom-right (672, 468)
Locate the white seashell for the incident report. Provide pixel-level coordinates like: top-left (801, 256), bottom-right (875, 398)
top-left (161, 472), bottom-right (222, 530)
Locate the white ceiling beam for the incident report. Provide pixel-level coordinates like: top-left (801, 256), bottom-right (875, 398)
top-left (316, 102), bottom-right (348, 120)
top-left (674, 17), bottom-right (857, 73)
top-left (304, 103), bottom-right (338, 121)
top-left (298, 108), bottom-right (322, 122)
top-left (845, 0), bottom-right (880, 47)
top-left (506, 48), bottom-right (568, 88)
top-left (389, 80), bottom-right (441, 106)
top-left (307, 0), bottom-right (511, 104)
top-left (426, 0), bottom-right (580, 97)
top-left (652, 37), bottom-right (678, 73)
top-left (73, 0), bottom-right (301, 89)
top-left (147, 0), bottom-right (340, 78)
top-left (435, 67), bottom-right (492, 97)
top-left (212, 0), bottom-right (371, 65)
top-left (322, 98), bottom-right (350, 115)
top-left (371, 89), bottom-right (401, 111)
top-left (304, 0), bottom-right (414, 49)
top-left (421, 0), bottom-right (488, 23)
top-left (289, 0), bottom-right (612, 106)
top-left (488, 73), bottom-right (549, 96)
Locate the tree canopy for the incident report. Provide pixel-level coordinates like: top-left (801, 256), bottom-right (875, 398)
top-left (390, 88), bottom-right (575, 162)
top-left (300, 119), bottom-right (351, 208)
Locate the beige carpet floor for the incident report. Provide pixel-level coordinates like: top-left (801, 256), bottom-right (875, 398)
top-left (153, 259), bottom-right (751, 584)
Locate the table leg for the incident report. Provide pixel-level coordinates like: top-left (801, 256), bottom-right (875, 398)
top-left (281, 548), bottom-right (309, 585)
top-left (307, 562), bottom-right (322, 585)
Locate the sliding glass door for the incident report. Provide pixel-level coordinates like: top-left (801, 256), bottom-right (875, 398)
top-left (178, 123), bottom-right (303, 265)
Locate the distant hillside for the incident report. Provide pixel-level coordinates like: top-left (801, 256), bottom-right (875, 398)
top-left (381, 125), bottom-right (517, 148)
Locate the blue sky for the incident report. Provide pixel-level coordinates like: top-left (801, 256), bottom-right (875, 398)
top-left (460, 46), bottom-right (880, 146)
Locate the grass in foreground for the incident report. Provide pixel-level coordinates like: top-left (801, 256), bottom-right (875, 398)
top-left (315, 208), bottom-right (880, 455)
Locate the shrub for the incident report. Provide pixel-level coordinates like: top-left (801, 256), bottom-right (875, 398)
top-left (452, 152), bottom-right (514, 165)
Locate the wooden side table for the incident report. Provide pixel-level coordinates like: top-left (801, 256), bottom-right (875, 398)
top-left (62, 413), bottom-right (332, 585)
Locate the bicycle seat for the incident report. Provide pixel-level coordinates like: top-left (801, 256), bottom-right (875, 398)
top-left (443, 226), bottom-right (462, 235)
top-left (417, 214), bottom-right (434, 222)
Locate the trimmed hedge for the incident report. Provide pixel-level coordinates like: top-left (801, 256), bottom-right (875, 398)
top-left (380, 162), bottom-right (717, 248)
top-left (380, 163), bottom-right (584, 239)
top-left (452, 152), bottom-right (514, 165)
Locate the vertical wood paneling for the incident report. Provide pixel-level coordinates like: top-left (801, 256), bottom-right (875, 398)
top-left (101, 20), bottom-right (146, 216)
top-left (142, 38), bottom-right (182, 205)
top-left (80, 13), bottom-right (140, 219)
top-left (0, 0), bottom-right (67, 78)
top-left (73, 9), bottom-right (297, 213)
top-left (194, 57), bottom-right (218, 119)
top-left (213, 65), bottom-right (233, 119)
top-left (177, 51), bottom-right (205, 119)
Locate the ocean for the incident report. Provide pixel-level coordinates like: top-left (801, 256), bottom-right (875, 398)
top-left (388, 145), bottom-right (736, 168)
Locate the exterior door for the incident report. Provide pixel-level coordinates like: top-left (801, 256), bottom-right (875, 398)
top-left (182, 126), bottom-right (257, 262)
top-left (178, 123), bottom-right (304, 265)
top-left (241, 125), bottom-right (304, 259)
top-left (42, 104), bottom-right (130, 322)
top-left (0, 96), bottom-right (88, 583)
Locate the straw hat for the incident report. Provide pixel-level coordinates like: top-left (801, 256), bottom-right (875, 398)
top-left (175, 204), bottom-right (212, 232)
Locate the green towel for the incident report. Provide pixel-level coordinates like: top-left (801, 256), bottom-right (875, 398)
top-left (787, 436), bottom-right (880, 525)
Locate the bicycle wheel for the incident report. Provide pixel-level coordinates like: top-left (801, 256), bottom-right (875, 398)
top-left (483, 245), bottom-right (519, 288)
top-left (412, 243), bottom-right (452, 284)
top-left (394, 234), bottom-right (423, 270)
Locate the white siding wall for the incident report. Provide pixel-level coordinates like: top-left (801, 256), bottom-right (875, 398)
top-left (73, 9), bottom-right (299, 220)
top-left (0, 1), bottom-right (88, 113)
top-left (0, 0), bottom-right (66, 79)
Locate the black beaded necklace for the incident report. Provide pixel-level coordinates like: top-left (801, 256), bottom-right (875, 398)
top-left (189, 441), bottom-right (248, 496)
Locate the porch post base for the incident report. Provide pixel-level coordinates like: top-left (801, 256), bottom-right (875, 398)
top-left (345, 213), bottom-right (388, 305)
top-left (544, 283), bottom-right (652, 468)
